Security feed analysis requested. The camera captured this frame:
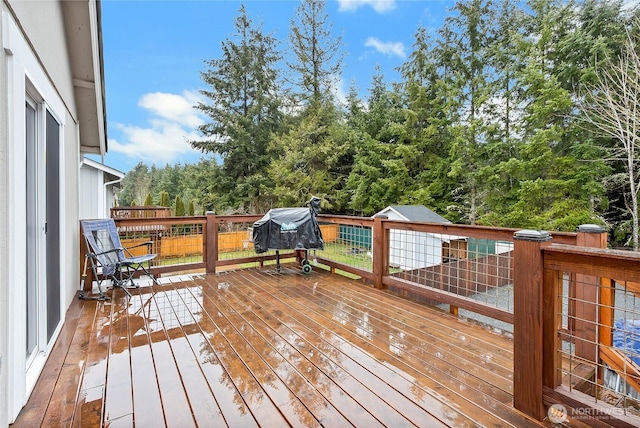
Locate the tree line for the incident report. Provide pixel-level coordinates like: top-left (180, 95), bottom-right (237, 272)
top-left (117, 0), bottom-right (640, 248)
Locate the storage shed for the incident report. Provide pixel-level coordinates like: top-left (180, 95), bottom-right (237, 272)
top-left (374, 205), bottom-right (466, 270)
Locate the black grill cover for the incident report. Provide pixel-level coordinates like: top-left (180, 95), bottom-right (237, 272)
top-left (253, 198), bottom-right (324, 254)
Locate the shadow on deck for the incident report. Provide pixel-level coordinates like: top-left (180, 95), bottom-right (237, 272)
top-left (12, 267), bottom-right (553, 427)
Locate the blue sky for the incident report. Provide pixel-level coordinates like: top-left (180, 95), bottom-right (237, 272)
top-left (95, 0), bottom-right (452, 173)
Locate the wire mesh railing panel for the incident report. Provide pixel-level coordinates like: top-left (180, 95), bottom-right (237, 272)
top-left (215, 220), bottom-right (288, 270)
top-left (559, 270), bottom-right (640, 420)
top-left (117, 220), bottom-right (205, 271)
top-left (391, 232), bottom-right (514, 315)
top-left (315, 223), bottom-right (373, 272)
top-left (217, 221), bottom-right (256, 261)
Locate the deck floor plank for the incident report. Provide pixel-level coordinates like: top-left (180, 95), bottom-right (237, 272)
top-left (198, 278), bottom-right (369, 428)
top-left (198, 276), bottom-right (410, 428)
top-left (238, 270), bottom-right (493, 426)
top-left (323, 273), bottom-right (515, 371)
top-left (207, 274), bottom-right (451, 428)
top-left (186, 280), bottom-right (293, 428)
top-left (307, 279), bottom-right (514, 383)
top-left (140, 286), bottom-right (199, 428)
top-left (70, 296), bottom-right (113, 428)
top-left (12, 296), bottom-right (87, 427)
top-left (103, 293), bottom-right (134, 426)
top-left (158, 280), bottom-right (229, 427)
top-left (127, 290), bottom-right (168, 427)
top-left (12, 267), bottom-right (555, 428)
top-left (312, 274), bottom-right (516, 391)
top-left (194, 279), bottom-right (324, 428)
top-left (240, 269), bottom-right (544, 427)
top-left (173, 284), bottom-right (260, 428)
top-left (40, 297), bottom-right (94, 427)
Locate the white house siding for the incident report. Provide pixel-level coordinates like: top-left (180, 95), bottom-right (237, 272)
top-left (9, 0), bottom-right (76, 106)
top-left (79, 165), bottom-right (102, 219)
top-left (0, 1), bottom-right (97, 424)
top-left (79, 160), bottom-right (124, 220)
top-left (0, 8), bottom-right (8, 428)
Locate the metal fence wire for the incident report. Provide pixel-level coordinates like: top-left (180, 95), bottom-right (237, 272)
top-left (560, 273), bottom-right (640, 418)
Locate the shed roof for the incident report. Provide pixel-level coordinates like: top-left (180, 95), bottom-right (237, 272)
top-left (378, 205), bottom-right (451, 223)
top-left (80, 157), bottom-right (124, 182)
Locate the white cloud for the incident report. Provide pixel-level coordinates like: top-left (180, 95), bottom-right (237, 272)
top-left (109, 91), bottom-right (207, 165)
top-left (138, 91), bottom-right (204, 128)
top-left (109, 122), bottom-right (203, 165)
top-left (338, 0), bottom-right (396, 13)
top-left (364, 37), bottom-right (406, 58)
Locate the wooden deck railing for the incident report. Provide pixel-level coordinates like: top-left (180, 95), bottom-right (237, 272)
top-left (537, 228), bottom-right (640, 426)
top-left (79, 213), bottom-right (640, 425)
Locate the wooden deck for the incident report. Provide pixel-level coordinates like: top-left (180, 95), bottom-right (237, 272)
top-left (12, 266), bottom-right (554, 427)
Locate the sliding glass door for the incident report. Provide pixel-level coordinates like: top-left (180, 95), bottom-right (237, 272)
top-left (25, 97), bottom-right (61, 371)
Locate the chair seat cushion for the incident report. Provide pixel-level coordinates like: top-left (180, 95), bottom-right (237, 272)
top-left (122, 254), bottom-right (157, 265)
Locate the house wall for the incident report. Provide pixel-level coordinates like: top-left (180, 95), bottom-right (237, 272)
top-left (1, 1), bottom-right (84, 424)
top-left (0, 7), bottom-right (8, 428)
top-left (8, 0), bottom-right (76, 112)
top-left (79, 165), bottom-right (104, 219)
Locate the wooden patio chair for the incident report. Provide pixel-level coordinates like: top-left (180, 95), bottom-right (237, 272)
top-left (80, 218), bottom-right (159, 300)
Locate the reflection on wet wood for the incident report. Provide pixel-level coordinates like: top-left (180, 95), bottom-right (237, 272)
top-left (12, 267), bottom-right (550, 427)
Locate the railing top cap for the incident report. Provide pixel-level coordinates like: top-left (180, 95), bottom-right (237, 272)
top-left (514, 229), bottom-right (552, 241)
top-left (577, 224), bottom-right (606, 233)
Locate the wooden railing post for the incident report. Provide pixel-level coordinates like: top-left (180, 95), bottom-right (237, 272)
top-left (574, 224), bottom-right (608, 363)
top-left (206, 212), bottom-right (217, 274)
top-left (373, 215), bottom-right (388, 290)
top-left (513, 229), bottom-right (552, 420)
top-left (543, 265), bottom-right (562, 390)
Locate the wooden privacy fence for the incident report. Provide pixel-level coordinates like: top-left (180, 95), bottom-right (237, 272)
top-left (120, 224), bottom-right (340, 258)
top-left (79, 213), bottom-right (640, 425)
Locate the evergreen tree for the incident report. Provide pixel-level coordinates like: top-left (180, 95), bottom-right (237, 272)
top-left (556, 0), bottom-right (627, 90)
top-left (443, 0), bottom-right (497, 224)
top-left (268, 101), bottom-right (347, 209)
top-left (480, 0), bottom-right (608, 231)
top-left (156, 164), bottom-right (182, 204)
top-left (187, 158), bottom-right (224, 214)
top-left (287, 0), bottom-right (343, 111)
top-left (399, 26), bottom-right (459, 219)
top-left (267, 0), bottom-right (348, 210)
top-left (486, 0), bottom-right (526, 150)
top-left (159, 191), bottom-right (170, 208)
top-left (344, 69), bottom-right (409, 215)
top-left (191, 5), bottom-right (282, 212)
top-left (174, 195), bottom-right (185, 217)
top-left (143, 192), bottom-right (154, 206)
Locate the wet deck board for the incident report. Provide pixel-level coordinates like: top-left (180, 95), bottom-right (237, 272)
top-left (12, 267), bottom-right (550, 427)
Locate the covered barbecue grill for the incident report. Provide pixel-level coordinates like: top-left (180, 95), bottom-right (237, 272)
top-left (253, 196), bottom-right (324, 273)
